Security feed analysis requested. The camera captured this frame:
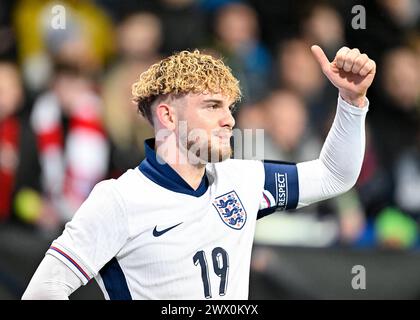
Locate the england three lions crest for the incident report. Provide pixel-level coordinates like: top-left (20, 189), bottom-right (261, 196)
top-left (213, 191), bottom-right (247, 230)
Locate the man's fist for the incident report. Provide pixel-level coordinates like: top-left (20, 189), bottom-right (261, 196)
top-left (311, 45), bottom-right (376, 108)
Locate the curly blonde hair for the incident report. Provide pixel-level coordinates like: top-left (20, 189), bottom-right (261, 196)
top-left (131, 50), bottom-right (241, 123)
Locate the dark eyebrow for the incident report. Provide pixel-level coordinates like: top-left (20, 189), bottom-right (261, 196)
top-left (202, 99), bottom-right (236, 109)
top-left (202, 99), bottom-right (223, 104)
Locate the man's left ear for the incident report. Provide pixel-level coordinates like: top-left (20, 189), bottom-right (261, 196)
top-left (155, 103), bottom-right (176, 131)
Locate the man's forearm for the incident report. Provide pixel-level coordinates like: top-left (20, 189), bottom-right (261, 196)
top-left (296, 94), bottom-right (368, 208)
top-left (22, 254), bottom-right (82, 300)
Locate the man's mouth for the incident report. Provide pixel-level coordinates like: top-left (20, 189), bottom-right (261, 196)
top-left (215, 130), bottom-right (233, 140)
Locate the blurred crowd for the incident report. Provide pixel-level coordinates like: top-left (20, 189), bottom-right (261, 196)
top-left (0, 0), bottom-right (419, 249)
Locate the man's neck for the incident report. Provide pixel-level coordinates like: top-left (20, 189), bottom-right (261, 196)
top-left (155, 142), bottom-right (206, 191)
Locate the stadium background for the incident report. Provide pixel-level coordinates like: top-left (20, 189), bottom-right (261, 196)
top-left (0, 0), bottom-right (419, 299)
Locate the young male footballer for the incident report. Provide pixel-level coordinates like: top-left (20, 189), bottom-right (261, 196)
top-left (23, 45), bottom-right (376, 299)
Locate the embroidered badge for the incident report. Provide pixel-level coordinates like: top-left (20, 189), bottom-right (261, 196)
top-left (213, 191), bottom-right (247, 230)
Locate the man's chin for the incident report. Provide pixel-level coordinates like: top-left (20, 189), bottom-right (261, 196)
top-left (189, 150), bottom-right (231, 164)
top-left (186, 140), bottom-right (232, 164)
top-left (208, 146), bottom-right (232, 163)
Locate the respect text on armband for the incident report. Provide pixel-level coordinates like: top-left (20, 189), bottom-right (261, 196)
top-left (276, 173), bottom-right (288, 208)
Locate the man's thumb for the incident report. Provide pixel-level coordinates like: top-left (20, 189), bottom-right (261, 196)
top-left (311, 45), bottom-right (330, 72)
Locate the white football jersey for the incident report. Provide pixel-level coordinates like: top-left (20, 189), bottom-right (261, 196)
top-left (46, 139), bottom-right (299, 300)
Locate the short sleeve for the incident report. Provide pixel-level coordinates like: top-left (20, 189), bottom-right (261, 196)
top-left (46, 180), bottom-right (129, 284)
top-left (257, 160), bottom-right (299, 219)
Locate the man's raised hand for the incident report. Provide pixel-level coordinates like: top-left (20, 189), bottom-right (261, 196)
top-left (311, 45), bottom-right (376, 108)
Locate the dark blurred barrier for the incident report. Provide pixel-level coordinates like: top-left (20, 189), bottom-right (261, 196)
top-left (250, 244), bottom-right (420, 299)
top-left (2, 222), bottom-right (420, 300)
top-left (0, 222), bottom-right (102, 300)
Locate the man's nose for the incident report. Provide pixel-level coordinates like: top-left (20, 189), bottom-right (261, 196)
top-left (220, 108), bottom-right (235, 128)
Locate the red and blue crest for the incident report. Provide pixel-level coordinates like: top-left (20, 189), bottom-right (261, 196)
top-left (212, 191), bottom-right (247, 230)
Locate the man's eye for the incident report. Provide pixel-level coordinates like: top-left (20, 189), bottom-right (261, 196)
top-left (208, 104), bottom-right (219, 109)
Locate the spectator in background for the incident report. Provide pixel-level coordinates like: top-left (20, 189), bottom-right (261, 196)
top-left (213, 2), bottom-right (272, 105)
top-left (114, 12), bottom-right (162, 65)
top-left (0, 0), bottom-right (16, 60)
top-left (29, 62), bottom-right (109, 232)
top-left (13, 0), bottom-right (115, 93)
top-left (369, 46), bottom-right (420, 171)
top-left (346, 0), bottom-right (420, 63)
top-left (276, 39), bottom-right (323, 99)
top-left (275, 38), bottom-right (337, 136)
top-left (93, 0), bottom-right (158, 23)
top-left (300, 2), bottom-right (345, 61)
top-left (393, 125), bottom-right (420, 218)
top-left (0, 61), bottom-right (39, 223)
top-left (0, 62), bottom-right (22, 220)
top-left (380, 0), bottom-right (420, 29)
top-left (353, 124), bottom-right (393, 218)
top-left (382, 47), bottom-right (420, 112)
top-left (102, 12), bottom-right (160, 177)
top-left (158, 0), bottom-right (207, 55)
top-left (260, 89), bottom-right (321, 163)
top-left (90, 0), bottom-right (207, 54)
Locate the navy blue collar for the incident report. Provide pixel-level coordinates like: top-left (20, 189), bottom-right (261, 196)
top-left (138, 138), bottom-right (209, 197)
